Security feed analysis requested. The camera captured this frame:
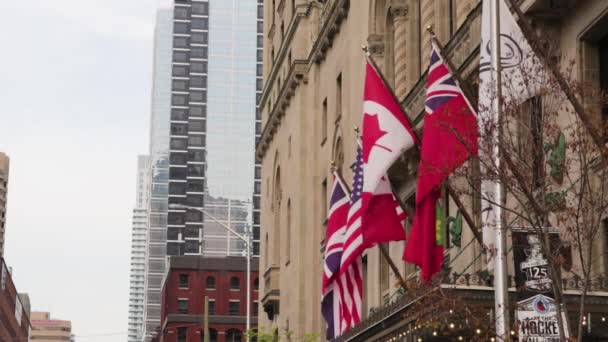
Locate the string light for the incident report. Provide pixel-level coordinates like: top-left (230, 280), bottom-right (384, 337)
top-left (432, 331), bottom-right (437, 336)
top-left (490, 338), bottom-right (496, 342)
top-left (510, 330), bottom-right (515, 335)
top-left (458, 336), bottom-right (463, 341)
top-left (449, 323), bottom-right (455, 329)
top-left (602, 317), bottom-right (606, 322)
top-left (476, 328), bottom-right (481, 334)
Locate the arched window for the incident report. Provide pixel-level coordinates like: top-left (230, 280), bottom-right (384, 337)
top-left (206, 276), bottom-right (216, 289)
top-left (226, 329), bottom-right (243, 342)
top-left (254, 278), bottom-right (259, 291)
top-left (230, 276), bottom-right (240, 290)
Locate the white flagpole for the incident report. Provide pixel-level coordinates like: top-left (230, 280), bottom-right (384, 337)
top-left (490, 0), bottom-right (510, 340)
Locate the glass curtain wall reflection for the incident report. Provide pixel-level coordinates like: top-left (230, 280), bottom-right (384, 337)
top-left (142, 8), bottom-right (172, 342)
top-left (167, 0), bottom-right (259, 258)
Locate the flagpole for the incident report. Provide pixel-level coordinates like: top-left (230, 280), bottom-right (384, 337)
top-left (490, 0), bottom-right (511, 340)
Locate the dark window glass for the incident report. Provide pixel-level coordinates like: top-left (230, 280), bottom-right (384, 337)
top-left (173, 36), bottom-right (189, 48)
top-left (228, 302), bottom-right (240, 316)
top-left (190, 90), bottom-right (206, 103)
top-left (188, 150), bottom-right (205, 162)
top-left (171, 123), bottom-right (188, 135)
top-left (226, 329), bottom-right (242, 342)
top-left (168, 212), bottom-right (185, 225)
top-left (257, 21), bottom-right (263, 33)
top-left (170, 152), bottom-right (188, 166)
top-left (174, 22), bottom-right (190, 34)
top-left (170, 167), bottom-right (187, 180)
top-left (192, 2), bottom-right (209, 15)
top-left (253, 302), bottom-right (258, 316)
top-left (189, 105), bottom-right (206, 117)
top-left (257, 35), bottom-right (263, 47)
top-left (174, 7), bottom-right (190, 20)
top-left (256, 122), bottom-right (262, 134)
top-left (190, 76), bottom-right (207, 88)
top-left (253, 195), bottom-right (260, 208)
top-left (191, 62), bottom-right (207, 74)
top-left (256, 109), bottom-right (261, 120)
top-left (172, 94), bottom-right (188, 106)
top-left (170, 137), bottom-right (188, 150)
top-left (178, 274), bottom-right (189, 288)
top-left (184, 240), bottom-right (199, 253)
top-left (184, 226), bottom-right (200, 238)
top-left (257, 5), bottom-right (263, 19)
top-left (185, 209), bottom-right (203, 221)
top-left (254, 166), bottom-right (261, 178)
top-left (254, 181), bottom-right (261, 193)
top-left (172, 65), bottom-right (189, 77)
top-left (253, 211), bottom-right (260, 224)
top-left (253, 241), bottom-right (260, 256)
top-left (256, 78), bottom-right (263, 91)
top-left (169, 182), bottom-right (187, 195)
top-left (172, 79), bottom-right (188, 91)
top-left (186, 194), bottom-right (204, 206)
top-left (167, 227), bottom-right (181, 240)
top-left (257, 49), bottom-right (263, 61)
top-left (256, 64), bottom-right (263, 76)
top-left (208, 301), bottom-right (216, 315)
top-left (191, 18), bottom-right (209, 30)
top-left (230, 277), bottom-right (240, 290)
top-left (254, 278), bottom-right (259, 290)
top-left (173, 51), bottom-right (189, 63)
top-left (191, 32), bottom-right (208, 44)
top-left (253, 227), bottom-right (260, 240)
top-left (177, 327), bottom-right (187, 342)
top-left (167, 242), bottom-right (183, 255)
top-left (189, 120), bottom-right (205, 132)
top-left (187, 178), bottom-right (205, 192)
top-left (172, 108), bottom-right (188, 121)
top-left (168, 196), bottom-right (186, 205)
top-left (188, 136), bottom-right (205, 147)
top-left (206, 276), bottom-right (216, 289)
top-left (170, 152), bottom-right (187, 165)
top-left (177, 299), bottom-right (188, 314)
top-left (191, 47), bottom-right (208, 59)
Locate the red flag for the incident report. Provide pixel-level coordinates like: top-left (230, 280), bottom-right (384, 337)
top-left (404, 42), bottom-right (478, 281)
top-left (340, 61), bottom-right (416, 272)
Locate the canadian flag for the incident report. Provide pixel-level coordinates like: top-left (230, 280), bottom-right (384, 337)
top-left (340, 62), bottom-right (418, 272)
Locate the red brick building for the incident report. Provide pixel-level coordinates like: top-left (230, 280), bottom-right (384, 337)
top-left (0, 258), bottom-right (30, 341)
top-left (158, 256), bottom-right (259, 342)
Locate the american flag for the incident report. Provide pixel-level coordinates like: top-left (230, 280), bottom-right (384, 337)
top-left (321, 174), bottom-right (363, 338)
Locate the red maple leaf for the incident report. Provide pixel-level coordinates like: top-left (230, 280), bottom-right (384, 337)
top-left (362, 113), bottom-right (391, 162)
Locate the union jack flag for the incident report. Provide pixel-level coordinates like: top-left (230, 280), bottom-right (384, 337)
top-left (322, 175), bottom-right (363, 338)
top-left (425, 47), bottom-right (462, 115)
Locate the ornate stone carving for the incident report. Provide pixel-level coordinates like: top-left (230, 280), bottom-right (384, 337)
top-left (366, 34), bottom-right (385, 56)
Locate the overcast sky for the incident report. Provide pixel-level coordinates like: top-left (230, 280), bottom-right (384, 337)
top-left (0, 1), bottom-right (169, 340)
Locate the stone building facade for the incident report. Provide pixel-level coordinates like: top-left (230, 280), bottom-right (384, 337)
top-left (256, 0), bottom-right (608, 340)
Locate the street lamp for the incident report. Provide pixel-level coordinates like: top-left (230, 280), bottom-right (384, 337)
top-left (168, 203), bottom-right (252, 341)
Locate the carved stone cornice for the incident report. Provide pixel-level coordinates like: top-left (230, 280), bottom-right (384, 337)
top-left (366, 34), bottom-right (385, 56)
top-left (312, 0), bottom-right (350, 64)
top-left (256, 61), bottom-right (309, 160)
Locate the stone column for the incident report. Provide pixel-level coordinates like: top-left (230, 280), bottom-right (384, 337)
top-left (390, 0), bottom-right (409, 99)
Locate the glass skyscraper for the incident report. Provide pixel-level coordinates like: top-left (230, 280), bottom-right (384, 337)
top-left (167, 0), bottom-right (260, 258)
top-left (142, 8), bottom-right (173, 342)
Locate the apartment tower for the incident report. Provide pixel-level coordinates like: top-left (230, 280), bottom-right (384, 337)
top-left (128, 155), bottom-right (151, 342)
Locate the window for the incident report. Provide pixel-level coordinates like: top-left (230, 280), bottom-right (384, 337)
top-left (172, 79), bottom-right (188, 91)
top-left (254, 278), bottom-right (259, 290)
top-left (174, 7), bottom-right (190, 20)
top-left (229, 301), bottom-right (240, 316)
top-left (173, 51), bottom-right (189, 63)
top-left (189, 120), bottom-right (205, 132)
top-left (192, 2), bottom-right (209, 15)
top-left (321, 98), bottom-right (328, 144)
top-left (178, 274), bottom-right (189, 288)
top-left (189, 105), bottom-right (206, 117)
top-left (190, 90), bottom-right (207, 103)
top-left (169, 182), bottom-right (186, 195)
top-left (191, 18), bottom-right (209, 30)
top-left (188, 136), bottom-right (205, 148)
top-left (171, 123), bottom-right (188, 135)
top-left (253, 302), bottom-right (259, 316)
top-left (188, 150), bottom-right (205, 162)
top-left (336, 73), bottom-right (342, 120)
top-left (191, 32), bottom-right (208, 45)
top-left (172, 94), bottom-right (188, 106)
top-left (209, 329), bottom-right (218, 342)
top-left (177, 327), bottom-right (187, 342)
top-left (170, 153), bottom-right (187, 166)
top-left (170, 137), bottom-right (188, 150)
top-left (191, 47), bottom-right (208, 59)
top-left (171, 108), bottom-right (188, 121)
top-left (169, 166), bottom-right (187, 180)
top-left (190, 76), bottom-right (207, 88)
top-left (174, 22), bottom-right (190, 34)
top-left (206, 276), bottom-right (216, 289)
top-left (208, 300), bottom-right (216, 315)
top-left (191, 62), bottom-right (207, 74)
top-left (226, 329), bottom-right (243, 342)
top-left (177, 299), bottom-right (188, 314)
top-left (187, 164), bottom-right (204, 176)
top-left (185, 240), bottom-right (199, 254)
top-left (230, 277), bottom-right (240, 290)
top-left (173, 36), bottom-right (189, 48)
top-left (172, 65), bottom-right (188, 77)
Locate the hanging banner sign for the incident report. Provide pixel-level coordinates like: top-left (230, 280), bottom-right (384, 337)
top-left (512, 227), bottom-right (569, 340)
